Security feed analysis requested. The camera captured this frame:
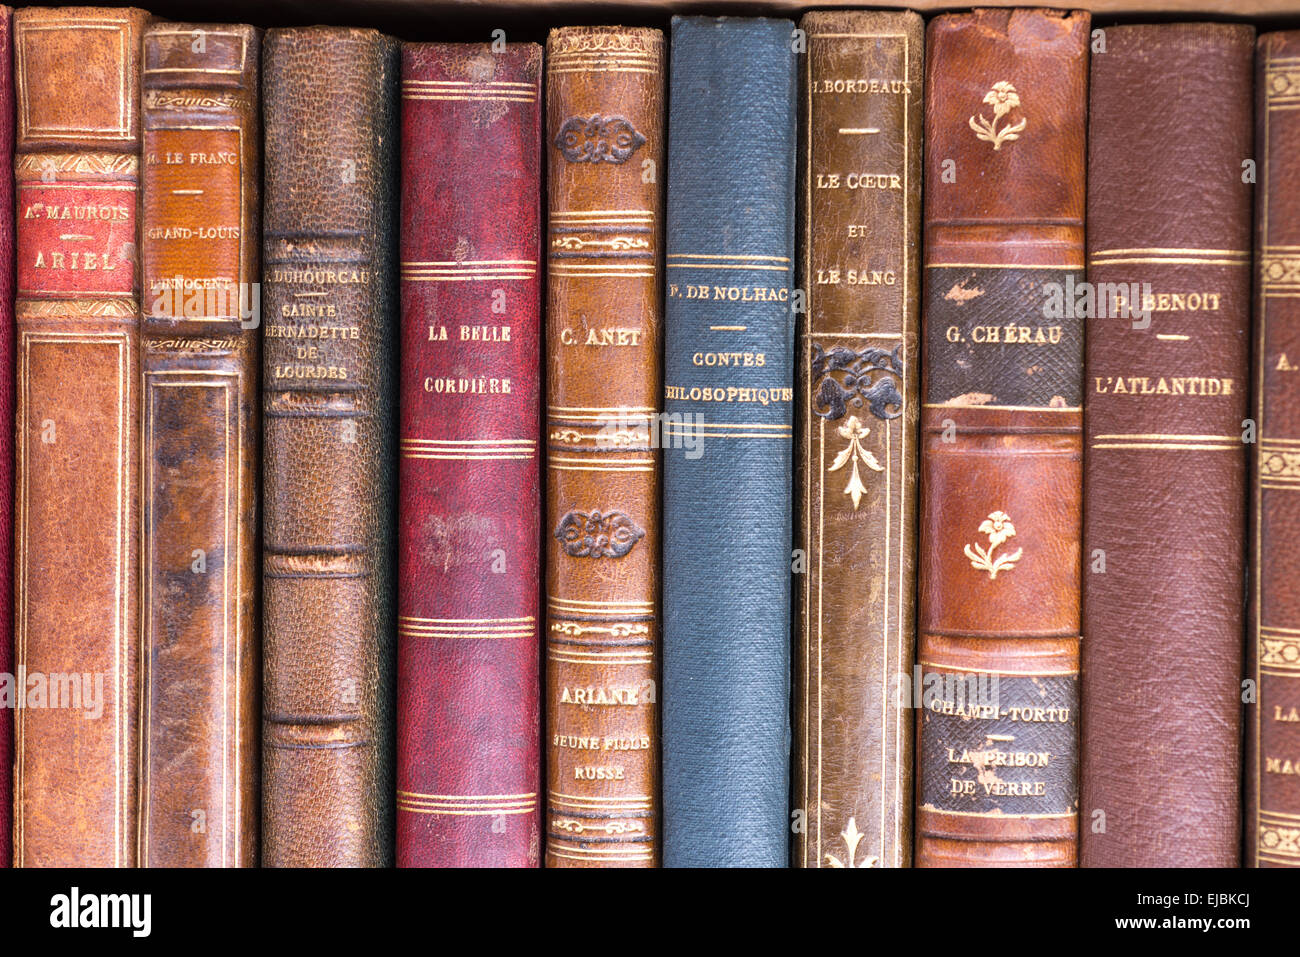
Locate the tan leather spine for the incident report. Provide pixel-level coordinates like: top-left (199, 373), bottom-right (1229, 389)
top-left (139, 22), bottom-right (260, 868)
top-left (1250, 29), bottom-right (1300, 870)
top-left (12, 5), bottom-right (149, 867)
top-left (916, 8), bottom-right (1088, 868)
top-left (794, 9), bottom-right (922, 870)
top-left (544, 26), bottom-right (664, 868)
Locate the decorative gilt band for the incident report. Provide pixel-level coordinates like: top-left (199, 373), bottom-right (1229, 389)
top-left (14, 152), bottom-right (139, 177)
top-left (1264, 64), bottom-right (1300, 104)
top-left (1261, 447), bottom-right (1300, 480)
top-left (16, 298), bottom-right (136, 319)
top-left (1260, 630), bottom-right (1300, 674)
top-left (1261, 255), bottom-right (1300, 289)
top-left (1258, 820), bottom-right (1300, 861)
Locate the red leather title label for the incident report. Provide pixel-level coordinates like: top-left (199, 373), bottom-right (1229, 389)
top-left (18, 181), bottom-right (137, 298)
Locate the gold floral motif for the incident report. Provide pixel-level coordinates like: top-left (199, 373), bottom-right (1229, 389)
top-left (827, 415), bottom-right (883, 510)
top-left (15, 153), bottom-right (138, 176)
top-left (1260, 823), bottom-right (1300, 857)
top-left (552, 817), bottom-right (644, 836)
top-left (551, 236), bottom-right (650, 251)
top-left (1261, 450), bottom-right (1300, 478)
top-left (550, 622), bottom-right (649, 638)
top-left (963, 510), bottom-right (1023, 580)
top-left (549, 32), bottom-right (659, 56)
top-left (1261, 635), bottom-right (1300, 667)
top-left (969, 81), bottom-right (1027, 150)
top-left (1261, 256), bottom-right (1300, 287)
top-left (1267, 69), bottom-right (1300, 100)
top-left (824, 817), bottom-right (878, 868)
top-left (16, 299), bottom-right (136, 319)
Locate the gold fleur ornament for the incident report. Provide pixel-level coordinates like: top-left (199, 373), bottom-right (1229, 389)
top-left (827, 415), bottom-right (884, 510)
top-left (825, 817), bottom-right (879, 868)
top-left (969, 81), bottom-right (1027, 150)
top-left (963, 510), bottom-right (1024, 580)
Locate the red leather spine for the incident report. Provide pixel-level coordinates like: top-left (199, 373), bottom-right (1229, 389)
top-left (0, 6), bottom-right (13, 869)
top-left (395, 43), bottom-right (542, 867)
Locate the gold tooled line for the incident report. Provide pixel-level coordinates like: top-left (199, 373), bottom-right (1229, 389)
top-left (1090, 443), bottom-right (1240, 451)
top-left (667, 253), bottom-right (790, 262)
top-left (400, 615), bottom-right (533, 623)
top-left (1090, 247), bottom-right (1249, 257)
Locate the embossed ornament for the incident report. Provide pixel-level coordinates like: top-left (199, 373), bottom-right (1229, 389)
top-left (554, 114), bottom-right (646, 164)
top-left (963, 510), bottom-right (1023, 579)
top-left (969, 81), bottom-right (1026, 150)
top-left (828, 416), bottom-right (883, 510)
top-left (824, 818), bottom-right (878, 868)
top-left (810, 343), bottom-right (904, 422)
top-left (554, 509), bottom-right (645, 558)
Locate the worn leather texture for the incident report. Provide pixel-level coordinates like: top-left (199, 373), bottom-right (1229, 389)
top-left (395, 42), bottom-right (542, 868)
top-left (1249, 30), bottom-right (1300, 869)
top-left (1081, 22), bottom-right (1252, 870)
top-left (917, 8), bottom-right (1088, 868)
top-left (140, 21), bottom-right (260, 868)
top-left (544, 26), bottom-right (664, 868)
top-left (661, 16), bottom-right (796, 868)
top-left (262, 27), bottom-right (398, 868)
top-left (793, 10), bottom-right (922, 871)
top-left (0, 5), bottom-right (13, 871)
top-left (12, 5), bottom-right (149, 868)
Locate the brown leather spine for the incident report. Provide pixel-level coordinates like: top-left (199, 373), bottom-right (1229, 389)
top-left (12, 6), bottom-right (149, 867)
top-left (794, 9), bottom-right (922, 870)
top-left (139, 22), bottom-right (260, 868)
top-left (261, 27), bottom-right (398, 868)
top-left (543, 26), bottom-right (664, 868)
top-left (1250, 29), bottom-right (1300, 870)
top-left (1081, 23), bottom-right (1252, 869)
top-left (916, 8), bottom-right (1088, 868)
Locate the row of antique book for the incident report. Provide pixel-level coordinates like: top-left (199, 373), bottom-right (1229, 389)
top-left (0, 4), bottom-right (1290, 869)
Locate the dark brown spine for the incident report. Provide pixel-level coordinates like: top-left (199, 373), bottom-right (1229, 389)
top-left (795, 9), bottom-right (922, 870)
top-left (917, 8), bottom-right (1088, 868)
top-left (1082, 22), bottom-right (1253, 869)
top-left (261, 27), bottom-right (398, 868)
top-left (139, 22), bottom-right (260, 868)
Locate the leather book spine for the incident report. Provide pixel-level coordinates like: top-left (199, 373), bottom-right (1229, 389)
top-left (139, 21), bottom-right (260, 868)
top-left (662, 16), bottom-right (797, 868)
top-left (1081, 23), bottom-right (1253, 869)
top-left (262, 27), bottom-right (398, 868)
top-left (543, 26), bottom-right (664, 869)
top-left (916, 8), bottom-right (1088, 868)
top-left (0, 5), bottom-right (13, 870)
top-left (12, 5), bottom-right (149, 868)
top-left (1250, 29), bottom-right (1300, 869)
top-left (395, 42), bottom-right (542, 868)
top-left (794, 9), bottom-right (922, 870)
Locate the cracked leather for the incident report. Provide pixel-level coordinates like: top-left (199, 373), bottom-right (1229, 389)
top-left (139, 20), bottom-right (261, 868)
top-left (917, 8), bottom-right (1088, 868)
top-left (261, 27), bottom-right (398, 867)
top-left (543, 26), bottom-right (664, 868)
top-left (12, 5), bottom-right (150, 868)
